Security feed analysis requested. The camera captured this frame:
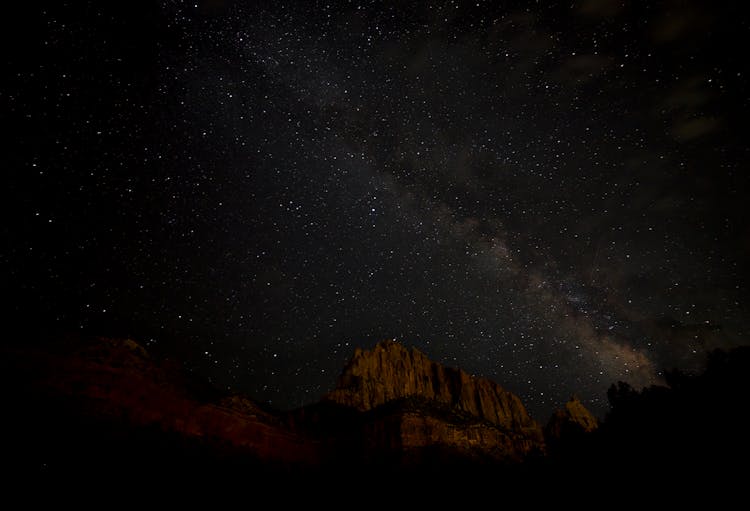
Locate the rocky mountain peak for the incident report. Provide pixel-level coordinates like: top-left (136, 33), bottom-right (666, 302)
top-left (545, 395), bottom-right (599, 441)
top-left (562, 396), bottom-right (599, 431)
top-left (324, 339), bottom-right (540, 435)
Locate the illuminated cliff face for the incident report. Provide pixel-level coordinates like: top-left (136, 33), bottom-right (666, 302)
top-left (326, 340), bottom-right (539, 430)
top-left (322, 340), bottom-right (547, 460)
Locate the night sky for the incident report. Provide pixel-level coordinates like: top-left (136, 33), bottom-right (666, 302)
top-left (5, 1), bottom-right (749, 420)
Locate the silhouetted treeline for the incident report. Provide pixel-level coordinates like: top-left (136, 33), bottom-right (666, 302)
top-left (547, 346), bottom-right (750, 484)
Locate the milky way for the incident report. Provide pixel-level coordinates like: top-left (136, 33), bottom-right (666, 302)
top-left (6, 1), bottom-right (749, 419)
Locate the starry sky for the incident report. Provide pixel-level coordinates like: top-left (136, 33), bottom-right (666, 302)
top-left (5, 1), bottom-right (749, 419)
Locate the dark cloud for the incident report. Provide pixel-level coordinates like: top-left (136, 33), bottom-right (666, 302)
top-left (672, 116), bottom-right (722, 141)
top-left (651, 5), bottom-right (711, 44)
top-left (662, 77), bottom-right (713, 112)
top-left (555, 54), bottom-right (613, 85)
top-left (574, 0), bottom-right (626, 20)
top-left (660, 77), bottom-right (722, 142)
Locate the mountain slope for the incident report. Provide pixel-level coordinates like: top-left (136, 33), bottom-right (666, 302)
top-left (2, 335), bottom-right (320, 474)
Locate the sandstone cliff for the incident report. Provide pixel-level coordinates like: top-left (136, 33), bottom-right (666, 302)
top-left (325, 340), bottom-right (539, 431)
top-left (545, 396), bottom-right (599, 441)
top-left (324, 340), bottom-right (544, 460)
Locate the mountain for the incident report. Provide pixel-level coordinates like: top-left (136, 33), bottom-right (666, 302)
top-left (322, 339), bottom-right (544, 462)
top-left (5, 334), bottom-right (748, 496)
top-left (545, 395), bottom-right (599, 442)
top-left (2, 335), bottom-right (320, 475)
top-left (3, 335), bottom-right (600, 476)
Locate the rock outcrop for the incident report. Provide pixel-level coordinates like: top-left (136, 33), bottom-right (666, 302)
top-left (544, 396), bottom-right (599, 442)
top-left (359, 404), bottom-right (544, 464)
top-left (324, 340), bottom-right (544, 460)
top-left (325, 340), bottom-right (539, 431)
